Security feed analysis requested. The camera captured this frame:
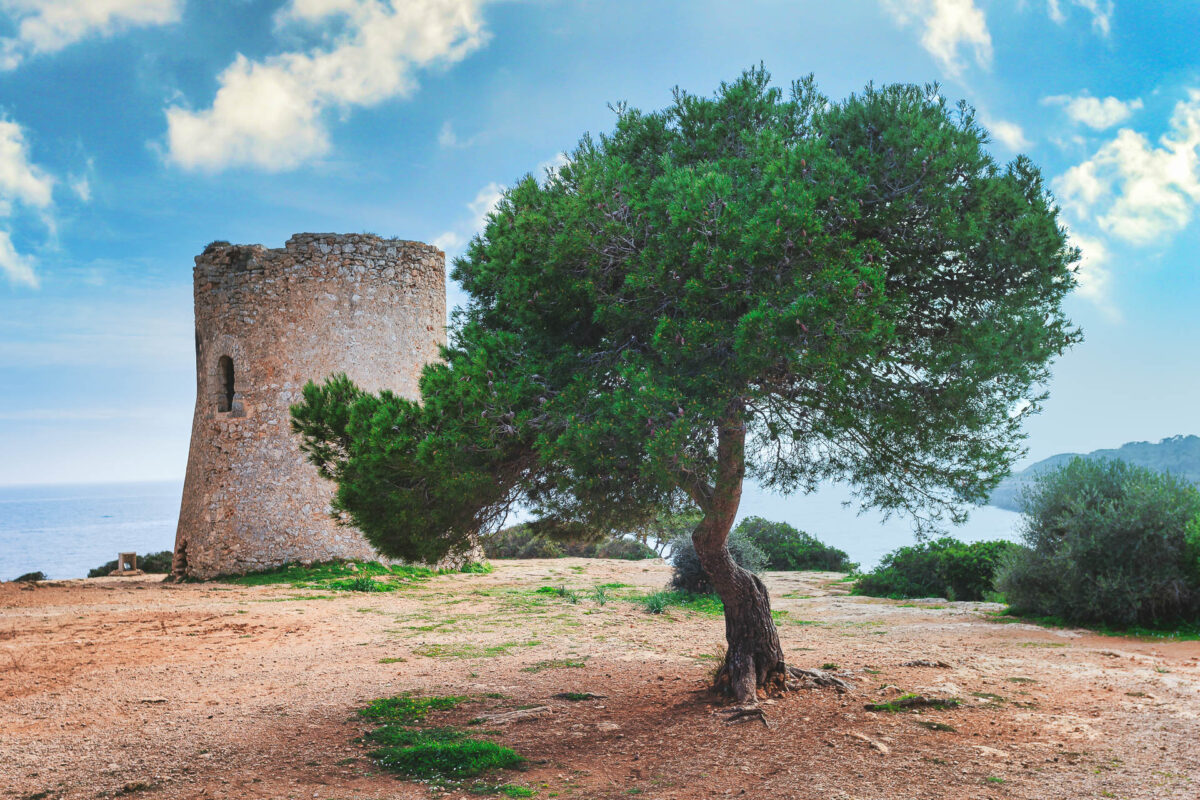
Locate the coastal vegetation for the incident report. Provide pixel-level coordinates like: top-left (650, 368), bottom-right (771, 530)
top-left (998, 458), bottom-right (1200, 627)
top-left (852, 538), bottom-right (1018, 601)
top-left (87, 550), bottom-right (174, 577)
top-left (292, 67), bottom-right (1079, 709)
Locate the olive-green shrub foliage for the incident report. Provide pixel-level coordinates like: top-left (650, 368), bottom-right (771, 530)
top-left (668, 529), bottom-right (767, 593)
top-left (87, 550), bottom-right (174, 577)
top-left (733, 516), bottom-right (857, 571)
top-left (997, 458), bottom-right (1200, 626)
top-left (481, 524), bottom-right (657, 560)
top-left (14, 571), bottom-right (46, 582)
top-left (852, 537), bottom-right (1019, 601)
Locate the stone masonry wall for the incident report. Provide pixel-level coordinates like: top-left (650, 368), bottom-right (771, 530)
top-left (174, 233), bottom-right (445, 579)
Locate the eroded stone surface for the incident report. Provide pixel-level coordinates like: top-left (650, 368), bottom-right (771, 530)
top-left (174, 233), bottom-right (445, 578)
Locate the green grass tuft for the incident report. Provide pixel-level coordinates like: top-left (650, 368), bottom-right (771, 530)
top-left (369, 739), bottom-right (524, 779)
top-left (358, 694), bottom-right (465, 723)
top-left (640, 590), bottom-right (723, 616)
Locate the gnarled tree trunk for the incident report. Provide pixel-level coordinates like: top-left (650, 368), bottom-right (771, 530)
top-left (688, 415), bottom-right (788, 706)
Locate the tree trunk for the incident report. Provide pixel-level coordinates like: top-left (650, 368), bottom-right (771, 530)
top-left (689, 416), bottom-right (788, 706)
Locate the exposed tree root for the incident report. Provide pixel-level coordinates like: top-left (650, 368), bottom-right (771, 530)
top-left (786, 666), bottom-right (854, 693)
top-left (715, 703), bottom-right (771, 728)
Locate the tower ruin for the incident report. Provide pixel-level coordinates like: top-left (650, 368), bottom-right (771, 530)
top-left (173, 233), bottom-right (445, 579)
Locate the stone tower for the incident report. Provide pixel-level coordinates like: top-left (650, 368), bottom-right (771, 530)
top-left (173, 233), bottom-right (445, 579)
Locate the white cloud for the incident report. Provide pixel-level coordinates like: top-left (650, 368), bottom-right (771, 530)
top-left (981, 114), bottom-right (1031, 150)
top-left (1043, 93), bottom-right (1143, 130)
top-left (69, 175), bottom-right (91, 203)
top-left (0, 0), bottom-right (182, 70)
top-left (1045, 0), bottom-right (1113, 35)
top-left (883, 0), bottom-right (992, 76)
top-left (0, 118), bottom-right (56, 288)
top-left (0, 230), bottom-right (36, 287)
top-left (1055, 89), bottom-right (1200, 244)
top-left (1067, 230), bottom-right (1118, 318)
top-left (166, 0), bottom-right (490, 171)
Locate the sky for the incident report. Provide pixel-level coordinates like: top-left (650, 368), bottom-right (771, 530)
top-left (0, 0), bottom-right (1197, 487)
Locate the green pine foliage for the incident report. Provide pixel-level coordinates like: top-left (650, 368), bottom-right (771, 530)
top-left (852, 537), bottom-right (1019, 601)
top-left (733, 516), bottom-right (856, 571)
top-left (291, 68), bottom-right (1078, 671)
top-left (997, 458), bottom-right (1200, 626)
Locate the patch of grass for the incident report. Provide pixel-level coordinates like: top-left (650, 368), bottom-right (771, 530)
top-left (915, 720), bottom-right (957, 732)
top-left (378, 657), bottom-right (407, 664)
top-left (358, 694), bottom-right (465, 723)
top-left (223, 560), bottom-right (438, 593)
top-left (522, 658), bottom-right (587, 673)
top-left (597, 582), bottom-right (631, 589)
top-left (985, 776), bottom-right (1005, 784)
top-left (555, 692), bottom-right (599, 701)
top-left (640, 590), bottom-right (723, 616)
top-left (460, 561), bottom-right (494, 574)
top-left (971, 691), bottom-right (1006, 703)
top-left (1017, 641), bottom-right (1067, 648)
top-left (357, 694), bottom-right (525, 788)
top-left (329, 575), bottom-right (392, 592)
top-left (591, 586), bottom-right (609, 605)
top-left (1006, 676), bottom-right (1037, 684)
top-left (370, 737), bottom-right (524, 779)
top-left (534, 585), bottom-right (580, 603)
top-left (820, 662), bottom-right (839, 670)
top-left (864, 694), bottom-right (961, 713)
top-left (468, 784), bottom-right (536, 798)
top-left (414, 640), bottom-right (539, 659)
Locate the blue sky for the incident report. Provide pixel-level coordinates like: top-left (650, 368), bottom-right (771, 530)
top-left (0, 0), bottom-right (1197, 486)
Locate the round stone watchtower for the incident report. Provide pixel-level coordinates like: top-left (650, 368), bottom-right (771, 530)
top-left (173, 233), bottom-right (445, 579)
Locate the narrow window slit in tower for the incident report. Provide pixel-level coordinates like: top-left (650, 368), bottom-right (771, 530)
top-left (218, 355), bottom-right (235, 413)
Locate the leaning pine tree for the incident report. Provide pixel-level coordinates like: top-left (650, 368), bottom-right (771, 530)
top-left (292, 68), bottom-right (1079, 713)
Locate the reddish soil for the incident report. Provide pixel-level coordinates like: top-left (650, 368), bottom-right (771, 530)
top-left (2, 558), bottom-right (1198, 800)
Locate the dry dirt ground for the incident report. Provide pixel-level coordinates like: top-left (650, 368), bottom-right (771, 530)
top-left (2, 558), bottom-right (1199, 800)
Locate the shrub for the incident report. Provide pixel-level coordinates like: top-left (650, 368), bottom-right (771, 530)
top-left (14, 571), bottom-right (46, 583)
top-left (997, 458), bottom-right (1200, 627)
top-left (481, 524), bottom-right (657, 560)
top-left (87, 550), bottom-right (174, 578)
top-left (853, 537), bottom-right (1019, 601)
top-left (733, 516), bottom-right (857, 572)
top-left (667, 529), bottom-right (767, 593)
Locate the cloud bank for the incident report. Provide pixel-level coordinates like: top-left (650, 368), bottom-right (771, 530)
top-left (0, 0), bottom-right (182, 70)
top-left (0, 118), bottom-right (55, 287)
top-left (166, 0), bottom-right (490, 172)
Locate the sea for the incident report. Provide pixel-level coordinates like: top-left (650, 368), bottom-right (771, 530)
top-left (0, 481), bottom-right (183, 581)
top-left (0, 479), bottom-right (1025, 582)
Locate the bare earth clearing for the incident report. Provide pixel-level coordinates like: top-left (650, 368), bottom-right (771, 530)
top-left (3, 558), bottom-right (1198, 800)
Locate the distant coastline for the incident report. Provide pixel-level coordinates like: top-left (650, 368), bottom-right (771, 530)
top-left (990, 435), bottom-right (1200, 511)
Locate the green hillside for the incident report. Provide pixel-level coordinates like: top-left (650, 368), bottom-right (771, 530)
top-left (990, 435), bottom-right (1200, 512)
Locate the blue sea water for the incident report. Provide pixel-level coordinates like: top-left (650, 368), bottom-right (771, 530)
top-left (0, 481), bottom-right (183, 581)
top-left (0, 479), bottom-right (1025, 581)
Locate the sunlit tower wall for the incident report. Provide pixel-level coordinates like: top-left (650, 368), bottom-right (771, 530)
top-left (173, 233), bottom-right (445, 579)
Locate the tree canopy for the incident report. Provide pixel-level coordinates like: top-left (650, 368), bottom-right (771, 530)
top-left (293, 67), bottom-right (1078, 705)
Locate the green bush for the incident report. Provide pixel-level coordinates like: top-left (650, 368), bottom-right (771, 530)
top-left (853, 537), bottom-right (1019, 601)
top-left (14, 571), bottom-right (46, 583)
top-left (87, 550), bottom-right (174, 577)
top-left (733, 516), bottom-right (857, 572)
top-left (481, 524), bottom-right (657, 560)
top-left (997, 458), bottom-right (1200, 627)
top-left (667, 529), bottom-right (767, 594)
